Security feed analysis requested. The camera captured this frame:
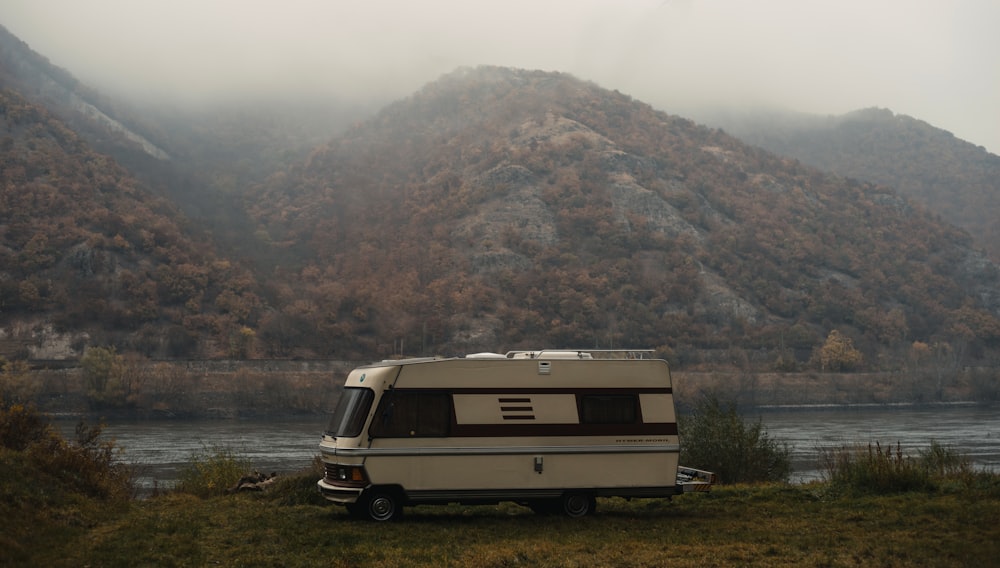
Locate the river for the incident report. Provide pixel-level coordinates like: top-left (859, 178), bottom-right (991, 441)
top-left (57, 417), bottom-right (327, 495)
top-left (57, 404), bottom-right (999, 493)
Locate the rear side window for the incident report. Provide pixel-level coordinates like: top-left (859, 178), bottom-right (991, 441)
top-left (579, 394), bottom-right (639, 424)
top-left (326, 388), bottom-right (374, 437)
top-left (370, 391), bottom-right (451, 437)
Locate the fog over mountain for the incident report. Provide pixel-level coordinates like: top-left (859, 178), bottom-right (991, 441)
top-left (3, 11), bottom-right (1000, 370)
top-left (2, 0), bottom-right (997, 154)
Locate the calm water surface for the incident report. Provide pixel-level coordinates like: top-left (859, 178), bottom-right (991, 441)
top-left (57, 417), bottom-right (327, 494)
top-left (58, 404), bottom-right (999, 491)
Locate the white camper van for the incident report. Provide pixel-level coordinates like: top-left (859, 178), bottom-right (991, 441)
top-left (317, 349), bottom-right (713, 520)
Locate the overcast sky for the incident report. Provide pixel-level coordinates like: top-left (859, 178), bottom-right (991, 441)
top-left (2, 0), bottom-right (998, 153)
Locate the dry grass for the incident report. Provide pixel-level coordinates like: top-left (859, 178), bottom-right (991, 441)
top-left (15, 479), bottom-right (998, 567)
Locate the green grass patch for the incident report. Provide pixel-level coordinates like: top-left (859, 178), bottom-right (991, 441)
top-left (26, 481), bottom-right (997, 567)
top-left (1, 400), bottom-right (133, 566)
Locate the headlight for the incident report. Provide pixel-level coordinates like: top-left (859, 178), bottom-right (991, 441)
top-left (325, 464), bottom-right (367, 485)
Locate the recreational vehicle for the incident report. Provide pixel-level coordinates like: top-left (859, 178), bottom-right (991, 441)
top-left (317, 349), bottom-right (713, 521)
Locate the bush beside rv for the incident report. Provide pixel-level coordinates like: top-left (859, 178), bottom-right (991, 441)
top-left (317, 349), bottom-right (713, 520)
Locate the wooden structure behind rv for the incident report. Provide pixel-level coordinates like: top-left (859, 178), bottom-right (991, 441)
top-left (317, 350), bottom-right (712, 520)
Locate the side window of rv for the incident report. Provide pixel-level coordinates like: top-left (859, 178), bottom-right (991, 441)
top-left (579, 394), bottom-right (638, 424)
top-left (370, 391), bottom-right (451, 437)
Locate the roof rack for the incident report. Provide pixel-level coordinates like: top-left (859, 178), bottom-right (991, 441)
top-left (504, 349), bottom-right (655, 360)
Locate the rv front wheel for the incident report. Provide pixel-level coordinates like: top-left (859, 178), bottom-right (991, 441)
top-left (561, 494), bottom-right (595, 518)
top-left (359, 490), bottom-right (402, 522)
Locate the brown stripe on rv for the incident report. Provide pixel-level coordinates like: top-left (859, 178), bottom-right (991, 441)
top-left (379, 388), bottom-right (671, 396)
top-left (500, 406), bottom-right (533, 412)
top-left (501, 415), bottom-right (536, 420)
top-left (451, 388), bottom-right (671, 395)
top-left (452, 422), bottom-right (678, 437)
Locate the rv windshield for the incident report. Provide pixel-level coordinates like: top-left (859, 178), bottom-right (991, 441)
top-left (325, 387), bottom-right (374, 437)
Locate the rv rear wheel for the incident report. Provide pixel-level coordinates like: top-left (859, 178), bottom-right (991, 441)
top-left (358, 489), bottom-right (402, 522)
top-left (561, 494), bottom-right (596, 518)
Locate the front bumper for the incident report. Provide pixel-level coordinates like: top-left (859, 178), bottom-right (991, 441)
top-left (317, 478), bottom-right (365, 504)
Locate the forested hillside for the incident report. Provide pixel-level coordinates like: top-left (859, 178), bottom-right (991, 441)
top-left (2, 28), bottom-right (999, 372)
top-left (0, 25), bottom-right (172, 170)
top-left (243, 67), bottom-right (1000, 367)
top-left (1, 24), bottom-right (372, 259)
top-left (704, 107), bottom-right (1000, 259)
top-left (0, 89), bottom-right (261, 358)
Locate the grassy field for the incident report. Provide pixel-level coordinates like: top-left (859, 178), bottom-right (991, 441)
top-left (7, 467), bottom-right (998, 568)
top-left (3, 400), bottom-right (997, 567)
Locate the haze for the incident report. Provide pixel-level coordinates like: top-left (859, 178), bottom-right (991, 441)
top-left (2, 0), bottom-right (998, 153)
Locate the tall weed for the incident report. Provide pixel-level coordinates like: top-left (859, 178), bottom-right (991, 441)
top-left (175, 445), bottom-right (254, 497)
top-left (918, 440), bottom-right (972, 477)
top-left (821, 440), bottom-right (979, 493)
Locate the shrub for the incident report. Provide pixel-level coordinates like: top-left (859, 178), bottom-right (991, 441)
top-left (0, 358), bottom-right (39, 404)
top-left (0, 398), bottom-right (52, 452)
top-left (41, 420), bottom-right (137, 500)
top-left (820, 440), bottom-right (978, 493)
top-left (0, 397), bottom-right (135, 500)
top-left (175, 445), bottom-right (254, 498)
top-left (821, 441), bottom-right (931, 493)
top-left (679, 393), bottom-right (791, 484)
top-left (81, 346), bottom-right (128, 408)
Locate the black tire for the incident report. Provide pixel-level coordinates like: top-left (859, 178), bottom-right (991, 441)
top-left (560, 493), bottom-right (595, 518)
top-left (359, 489), bottom-right (402, 522)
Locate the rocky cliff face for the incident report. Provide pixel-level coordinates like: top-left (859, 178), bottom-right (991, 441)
top-left (448, 110), bottom-right (761, 326)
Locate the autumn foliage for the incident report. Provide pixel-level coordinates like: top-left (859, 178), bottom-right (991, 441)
top-left (2, 66), bottom-right (1000, 371)
top-left (0, 89), bottom-right (261, 357)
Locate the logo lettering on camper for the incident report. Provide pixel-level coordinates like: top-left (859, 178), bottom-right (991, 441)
top-left (498, 397), bottom-right (535, 420)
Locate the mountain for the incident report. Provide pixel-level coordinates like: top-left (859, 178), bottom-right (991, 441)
top-left (698, 107), bottom-right (1000, 259)
top-left (2, 21), bottom-right (998, 371)
top-left (244, 66), bottom-right (1000, 365)
top-left (0, 88), bottom-right (261, 359)
top-left (0, 24), bottom-right (366, 255)
top-left (0, 25), bottom-right (172, 168)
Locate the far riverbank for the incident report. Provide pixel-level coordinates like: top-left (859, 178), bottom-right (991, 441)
top-left (22, 359), bottom-right (999, 420)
